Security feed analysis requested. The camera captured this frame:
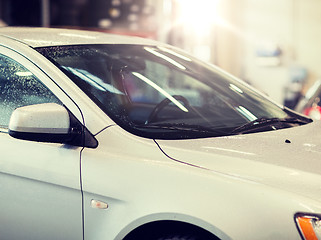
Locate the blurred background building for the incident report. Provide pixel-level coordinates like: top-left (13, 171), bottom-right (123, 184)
top-left (0, 0), bottom-right (321, 109)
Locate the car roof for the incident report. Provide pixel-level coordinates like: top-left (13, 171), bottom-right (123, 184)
top-left (0, 27), bottom-right (159, 48)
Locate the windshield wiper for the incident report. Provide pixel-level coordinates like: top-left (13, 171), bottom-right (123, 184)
top-left (231, 117), bottom-right (310, 134)
top-left (137, 123), bottom-right (228, 136)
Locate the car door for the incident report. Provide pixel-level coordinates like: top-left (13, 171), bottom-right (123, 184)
top-left (0, 47), bottom-right (83, 240)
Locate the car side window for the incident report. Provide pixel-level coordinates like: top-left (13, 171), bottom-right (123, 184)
top-left (0, 54), bottom-right (61, 127)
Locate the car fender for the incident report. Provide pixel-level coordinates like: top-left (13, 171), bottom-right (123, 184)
top-left (81, 126), bottom-right (321, 240)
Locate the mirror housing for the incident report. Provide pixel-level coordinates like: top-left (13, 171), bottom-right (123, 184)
top-left (9, 103), bottom-right (97, 148)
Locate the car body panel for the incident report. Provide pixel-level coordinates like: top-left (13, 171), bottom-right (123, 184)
top-left (82, 125), bottom-right (321, 240)
top-left (0, 125), bottom-right (83, 240)
top-left (0, 27), bottom-right (160, 47)
top-left (156, 120), bottom-right (321, 201)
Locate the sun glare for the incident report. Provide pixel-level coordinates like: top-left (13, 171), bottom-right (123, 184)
top-left (176, 0), bottom-right (221, 35)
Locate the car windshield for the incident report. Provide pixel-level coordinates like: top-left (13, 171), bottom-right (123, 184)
top-left (37, 44), bottom-right (311, 139)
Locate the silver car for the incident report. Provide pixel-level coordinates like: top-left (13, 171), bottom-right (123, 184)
top-left (0, 27), bottom-right (320, 240)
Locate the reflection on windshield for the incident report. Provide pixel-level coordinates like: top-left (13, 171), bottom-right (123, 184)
top-left (37, 44), bottom-right (310, 139)
top-left (229, 83), bottom-right (243, 94)
top-left (236, 106), bottom-right (257, 121)
top-left (132, 72), bottom-right (188, 113)
top-left (158, 46), bottom-right (192, 62)
top-left (144, 47), bottom-right (186, 70)
top-left (63, 66), bottom-right (124, 94)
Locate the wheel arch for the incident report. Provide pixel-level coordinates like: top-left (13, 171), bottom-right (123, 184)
top-left (116, 213), bottom-right (231, 240)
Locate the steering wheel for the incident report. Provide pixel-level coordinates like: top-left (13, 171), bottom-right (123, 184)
top-left (145, 95), bottom-right (190, 124)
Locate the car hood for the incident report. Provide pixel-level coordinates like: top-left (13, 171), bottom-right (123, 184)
top-left (155, 120), bottom-right (321, 201)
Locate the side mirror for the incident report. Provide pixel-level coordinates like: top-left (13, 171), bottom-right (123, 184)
top-left (9, 103), bottom-right (97, 148)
